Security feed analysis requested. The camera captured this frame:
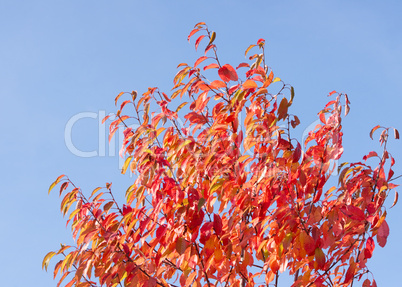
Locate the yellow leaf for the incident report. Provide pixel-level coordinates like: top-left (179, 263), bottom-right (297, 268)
top-left (176, 102), bottom-right (188, 113)
top-left (121, 156), bottom-right (133, 174)
top-left (42, 251), bottom-right (56, 271)
top-left (48, 174), bottom-right (65, 194)
top-left (90, 187), bottom-right (102, 198)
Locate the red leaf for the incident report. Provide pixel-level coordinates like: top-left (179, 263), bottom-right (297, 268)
top-left (377, 220), bottom-right (389, 247)
top-left (218, 64), bottom-right (238, 82)
top-left (293, 142), bottom-right (301, 162)
top-left (364, 237), bottom-right (375, 259)
top-left (145, 278), bottom-right (157, 287)
top-left (187, 28), bottom-right (199, 42)
top-left (213, 214), bottom-right (223, 236)
top-left (195, 35), bottom-right (205, 51)
top-left (328, 90), bottom-right (337, 96)
top-left (156, 224), bottom-right (167, 238)
top-left (236, 62), bottom-right (250, 69)
top-left (362, 279), bottom-right (371, 287)
top-left (363, 151), bottom-right (378, 161)
top-left (257, 38), bottom-right (265, 45)
top-left (344, 261), bottom-right (356, 283)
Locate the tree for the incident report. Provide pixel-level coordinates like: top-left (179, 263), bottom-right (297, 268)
top-left (43, 22), bottom-right (399, 287)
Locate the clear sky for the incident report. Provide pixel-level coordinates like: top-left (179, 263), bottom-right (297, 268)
top-left (1, 1), bottom-right (401, 286)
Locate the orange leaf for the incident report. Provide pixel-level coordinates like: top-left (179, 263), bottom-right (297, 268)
top-left (277, 97), bottom-right (289, 120)
top-left (245, 44), bottom-right (256, 57)
top-left (315, 248), bottom-right (326, 270)
top-left (391, 191), bottom-right (398, 208)
top-left (115, 91), bottom-right (124, 105)
top-left (242, 79), bottom-right (257, 89)
top-left (369, 125), bottom-right (381, 140)
top-left (210, 80), bottom-right (226, 89)
top-left (194, 56), bottom-right (208, 68)
top-left (203, 63), bottom-right (219, 71)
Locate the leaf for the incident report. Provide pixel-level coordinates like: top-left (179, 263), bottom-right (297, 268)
top-left (291, 115), bottom-right (300, 128)
top-left (115, 91), bottom-right (124, 105)
top-left (208, 31), bottom-right (216, 46)
top-left (101, 115), bottom-right (111, 124)
top-left (289, 86), bottom-right (295, 104)
top-left (315, 248), bottom-right (326, 270)
top-left (90, 187), bottom-right (102, 198)
top-left (236, 63), bottom-right (250, 69)
top-left (391, 191), bottom-right (398, 208)
top-left (277, 97), bottom-right (289, 120)
top-left (210, 80), bottom-right (226, 89)
top-left (344, 93), bottom-right (350, 116)
top-left (49, 175), bottom-right (65, 194)
top-left (175, 102), bottom-right (188, 113)
top-left (377, 219), bottom-right (390, 247)
top-left (194, 21), bottom-right (206, 27)
top-left (272, 77), bottom-right (281, 83)
top-left (187, 28), bottom-right (199, 42)
top-left (363, 151), bottom-right (378, 161)
top-left (328, 90), bottom-right (337, 96)
top-left (369, 125), bottom-right (381, 140)
top-left (213, 214), bottom-right (223, 236)
top-left (394, 128), bottom-right (400, 139)
top-left (195, 35), bottom-right (205, 51)
top-left (242, 79), bottom-right (257, 90)
top-left (364, 237), bottom-right (375, 259)
top-left (203, 63), bottom-right (219, 71)
top-left (245, 44), bottom-right (256, 57)
top-left (197, 197), bottom-right (206, 211)
top-left (218, 64), bottom-right (238, 82)
top-left (194, 56), bottom-right (208, 68)
top-left (156, 224), bottom-right (167, 238)
top-left (42, 251), bottom-right (56, 271)
top-left (131, 90), bottom-right (137, 102)
top-left (176, 237), bottom-right (187, 255)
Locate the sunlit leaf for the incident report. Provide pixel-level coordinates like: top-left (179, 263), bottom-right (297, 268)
top-left (218, 64), bottom-right (238, 82)
top-left (370, 125), bottom-right (381, 140)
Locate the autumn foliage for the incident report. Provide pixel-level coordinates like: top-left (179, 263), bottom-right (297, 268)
top-left (44, 23), bottom-right (399, 287)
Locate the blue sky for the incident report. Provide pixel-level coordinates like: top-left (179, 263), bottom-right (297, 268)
top-left (1, 1), bottom-right (401, 286)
